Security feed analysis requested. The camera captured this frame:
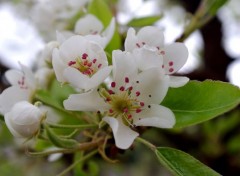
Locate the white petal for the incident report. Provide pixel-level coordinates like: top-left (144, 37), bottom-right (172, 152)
top-left (163, 43), bottom-right (188, 74)
top-left (56, 31), bottom-right (74, 44)
top-left (87, 42), bottom-right (108, 67)
top-left (85, 66), bottom-right (112, 91)
top-left (59, 35), bottom-right (88, 62)
top-left (137, 26), bottom-right (164, 48)
top-left (5, 112), bottom-right (23, 137)
top-left (74, 14), bottom-right (103, 35)
top-left (169, 76), bottom-right (189, 88)
top-left (134, 104), bottom-right (175, 128)
top-left (64, 89), bottom-right (109, 112)
top-left (135, 68), bottom-right (169, 105)
top-left (124, 27), bottom-right (138, 51)
top-left (0, 86), bottom-right (30, 114)
top-left (5, 69), bottom-right (23, 86)
top-left (133, 47), bottom-right (163, 71)
top-left (63, 67), bottom-right (90, 89)
top-left (20, 63), bottom-right (36, 89)
top-left (52, 48), bottom-right (66, 83)
top-left (112, 50), bottom-right (138, 86)
top-left (102, 17), bottom-right (116, 45)
top-left (84, 35), bottom-right (107, 48)
top-left (103, 117), bottom-right (139, 149)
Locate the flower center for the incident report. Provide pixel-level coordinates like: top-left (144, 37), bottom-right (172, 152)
top-left (68, 53), bottom-right (102, 77)
top-left (98, 77), bottom-right (145, 126)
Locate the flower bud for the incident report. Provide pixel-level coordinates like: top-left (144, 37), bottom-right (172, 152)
top-left (5, 101), bottom-right (45, 138)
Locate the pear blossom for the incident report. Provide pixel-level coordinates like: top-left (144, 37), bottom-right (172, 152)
top-left (125, 26), bottom-right (189, 88)
top-left (31, 0), bottom-right (89, 40)
top-left (56, 14), bottom-right (115, 48)
top-left (0, 64), bottom-right (36, 114)
top-left (4, 101), bottom-right (45, 138)
top-left (64, 50), bottom-right (175, 149)
top-left (74, 14), bottom-right (115, 48)
top-left (52, 35), bottom-right (112, 91)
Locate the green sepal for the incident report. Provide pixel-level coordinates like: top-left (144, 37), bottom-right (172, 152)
top-left (44, 124), bottom-right (79, 149)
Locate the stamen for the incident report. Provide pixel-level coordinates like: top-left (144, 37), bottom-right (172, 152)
top-left (136, 108), bottom-right (142, 113)
top-left (92, 59), bottom-right (97, 63)
top-left (169, 68), bottom-right (174, 72)
top-left (125, 77), bottom-right (129, 83)
top-left (119, 86), bottom-right (125, 91)
top-left (98, 64), bottom-right (102, 68)
top-left (111, 82), bottom-right (116, 88)
top-left (82, 53), bottom-right (88, 59)
top-left (127, 114), bottom-right (132, 119)
top-left (123, 108), bottom-right (128, 113)
top-left (136, 91), bottom-right (140, 97)
top-left (169, 61), bottom-right (173, 66)
top-left (140, 102), bottom-right (144, 106)
top-left (68, 61), bottom-right (76, 66)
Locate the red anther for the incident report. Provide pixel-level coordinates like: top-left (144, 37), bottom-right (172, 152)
top-left (136, 108), bottom-right (142, 113)
top-left (140, 102), bottom-right (144, 106)
top-left (83, 60), bottom-right (88, 66)
top-left (98, 64), bottom-right (102, 68)
top-left (127, 114), bottom-right (132, 119)
top-left (123, 108), bottom-right (128, 113)
top-left (119, 86), bottom-right (125, 91)
top-left (109, 109), bottom-right (113, 113)
top-left (87, 62), bottom-right (92, 67)
top-left (92, 59), bottom-right (97, 63)
top-left (156, 46), bottom-right (160, 50)
top-left (106, 97), bottom-right (111, 102)
top-left (162, 65), bottom-right (164, 68)
top-left (136, 43), bottom-right (141, 48)
top-left (169, 68), bottom-right (174, 72)
top-left (160, 50), bottom-right (165, 55)
top-left (125, 77), bottom-right (129, 83)
top-left (142, 42), bottom-right (145, 45)
top-left (108, 90), bottom-right (114, 94)
top-left (68, 61), bottom-right (76, 66)
top-left (128, 86), bottom-right (133, 91)
top-left (136, 91), bottom-right (140, 96)
top-left (169, 61), bottom-right (173, 66)
top-left (82, 53), bottom-right (88, 59)
top-left (111, 82), bottom-right (116, 88)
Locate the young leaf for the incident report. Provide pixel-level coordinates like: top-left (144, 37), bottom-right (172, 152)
top-left (161, 80), bottom-right (240, 128)
top-left (127, 15), bottom-right (163, 27)
top-left (156, 147), bottom-right (221, 176)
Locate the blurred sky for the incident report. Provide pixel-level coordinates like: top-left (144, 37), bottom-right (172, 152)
top-left (0, 0), bottom-right (239, 87)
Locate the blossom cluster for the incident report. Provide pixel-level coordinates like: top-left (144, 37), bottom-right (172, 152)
top-left (0, 14), bottom-right (188, 149)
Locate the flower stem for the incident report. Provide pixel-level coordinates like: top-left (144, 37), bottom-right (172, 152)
top-left (136, 137), bottom-right (156, 151)
top-left (47, 123), bottom-right (98, 129)
top-left (56, 150), bottom-right (98, 176)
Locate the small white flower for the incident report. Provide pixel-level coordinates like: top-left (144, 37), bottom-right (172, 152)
top-left (4, 101), bottom-right (45, 138)
top-left (125, 26), bottom-right (189, 87)
top-left (52, 35), bottom-right (112, 91)
top-left (64, 50), bottom-right (175, 149)
top-left (0, 64), bottom-right (36, 114)
top-left (74, 14), bottom-right (115, 48)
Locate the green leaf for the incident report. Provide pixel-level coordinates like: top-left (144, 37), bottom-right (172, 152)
top-left (127, 15), bottom-right (163, 27)
top-left (88, 0), bottom-right (112, 27)
top-left (161, 80), bottom-right (240, 128)
top-left (156, 147), bottom-right (221, 176)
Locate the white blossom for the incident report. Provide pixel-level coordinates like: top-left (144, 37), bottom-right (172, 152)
top-left (125, 26), bottom-right (189, 88)
top-left (4, 101), bottom-right (45, 138)
top-left (52, 35), bottom-right (112, 91)
top-left (64, 50), bottom-right (175, 149)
